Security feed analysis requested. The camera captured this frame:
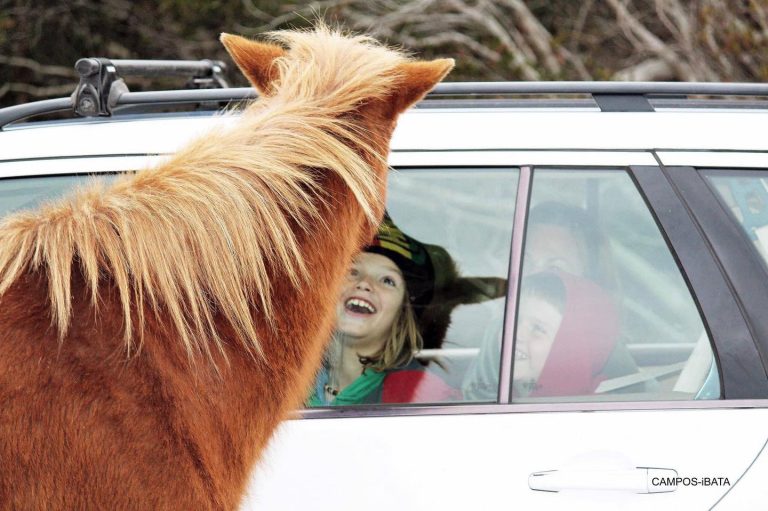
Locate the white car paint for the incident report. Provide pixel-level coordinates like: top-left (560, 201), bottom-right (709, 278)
top-left (656, 152), bottom-right (768, 168)
top-left (242, 406), bottom-right (768, 511)
top-left (4, 108), bottom-right (768, 161)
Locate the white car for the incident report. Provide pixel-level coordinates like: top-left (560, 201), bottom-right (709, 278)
top-left (1, 60), bottom-right (767, 510)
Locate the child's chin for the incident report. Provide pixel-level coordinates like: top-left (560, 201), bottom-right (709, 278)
top-left (337, 325), bottom-right (365, 338)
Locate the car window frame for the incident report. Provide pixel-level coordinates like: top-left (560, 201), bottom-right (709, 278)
top-left (1, 153), bottom-right (767, 419)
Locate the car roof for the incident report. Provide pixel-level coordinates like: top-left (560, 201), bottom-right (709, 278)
top-left (2, 106), bottom-right (768, 162)
top-left (3, 78), bottom-right (768, 160)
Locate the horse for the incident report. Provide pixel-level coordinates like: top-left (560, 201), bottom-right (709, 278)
top-left (0, 25), bottom-right (453, 510)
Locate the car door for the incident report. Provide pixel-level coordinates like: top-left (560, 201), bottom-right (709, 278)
top-left (653, 153), bottom-right (768, 509)
top-left (242, 151), bottom-right (768, 511)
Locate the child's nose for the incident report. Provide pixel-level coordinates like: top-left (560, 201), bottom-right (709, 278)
top-left (355, 277), bottom-right (373, 292)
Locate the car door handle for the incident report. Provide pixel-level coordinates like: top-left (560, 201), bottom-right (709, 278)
top-left (529, 467), bottom-right (678, 493)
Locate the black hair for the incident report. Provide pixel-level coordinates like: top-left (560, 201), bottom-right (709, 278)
top-left (520, 272), bottom-right (566, 315)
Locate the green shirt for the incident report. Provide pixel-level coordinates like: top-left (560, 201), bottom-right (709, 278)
top-left (308, 366), bottom-right (387, 406)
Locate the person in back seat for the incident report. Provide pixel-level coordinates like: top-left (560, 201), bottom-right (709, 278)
top-left (463, 202), bottom-right (635, 400)
top-left (513, 270), bottom-right (620, 398)
top-left (307, 214), bottom-right (460, 406)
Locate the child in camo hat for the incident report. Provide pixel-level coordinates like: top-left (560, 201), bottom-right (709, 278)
top-left (308, 213), bottom-right (457, 405)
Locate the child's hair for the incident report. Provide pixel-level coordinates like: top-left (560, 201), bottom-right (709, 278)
top-left (363, 295), bottom-right (424, 371)
top-left (520, 272), bottom-right (566, 316)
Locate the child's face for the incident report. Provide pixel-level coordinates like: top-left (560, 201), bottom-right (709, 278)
top-left (513, 295), bottom-right (564, 388)
top-left (335, 252), bottom-right (406, 352)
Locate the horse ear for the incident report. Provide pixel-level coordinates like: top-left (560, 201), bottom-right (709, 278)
top-left (391, 58), bottom-right (455, 114)
top-left (220, 33), bottom-right (286, 95)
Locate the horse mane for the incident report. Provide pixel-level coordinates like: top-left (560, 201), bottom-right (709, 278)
top-left (0, 25), bottom-right (410, 360)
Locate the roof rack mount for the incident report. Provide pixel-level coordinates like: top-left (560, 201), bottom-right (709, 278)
top-left (72, 58), bottom-right (229, 118)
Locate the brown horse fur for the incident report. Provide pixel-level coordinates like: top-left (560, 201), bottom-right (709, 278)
top-left (0, 26), bottom-right (453, 510)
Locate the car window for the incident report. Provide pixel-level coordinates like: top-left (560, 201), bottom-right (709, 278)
top-left (0, 175), bottom-right (109, 218)
top-left (703, 170), bottom-right (768, 270)
top-left (307, 167), bottom-right (518, 407)
top-left (509, 168), bottom-right (719, 402)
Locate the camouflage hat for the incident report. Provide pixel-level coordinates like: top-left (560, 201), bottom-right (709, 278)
top-left (366, 213), bottom-right (507, 352)
top-left (364, 213), bottom-right (435, 313)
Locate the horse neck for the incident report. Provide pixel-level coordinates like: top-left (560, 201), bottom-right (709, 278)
top-left (141, 172), bottom-right (375, 507)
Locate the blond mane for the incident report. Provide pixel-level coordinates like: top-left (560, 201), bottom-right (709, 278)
top-left (0, 26), bottom-right (410, 360)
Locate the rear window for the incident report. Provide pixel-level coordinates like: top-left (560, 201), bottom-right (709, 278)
top-left (703, 170), bottom-right (768, 271)
top-left (463, 168), bottom-right (719, 403)
top-left (0, 175), bottom-right (104, 217)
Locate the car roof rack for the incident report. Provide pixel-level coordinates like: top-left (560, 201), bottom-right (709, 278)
top-left (431, 81), bottom-right (768, 112)
top-left (71, 58), bottom-right (228, 117)
top-left (2, 56), bottom-right (768, 130)
top-left (0, 58), bottom-right (230, 130)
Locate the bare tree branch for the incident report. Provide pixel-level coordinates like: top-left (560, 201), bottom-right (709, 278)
top-left (613, 57), bottom-right (675, 81)
top-left (0, 55), bottom-right (75, 78)
top-left (606, 0), bottom-right (702, 80)
top-left (3, 0), bottom-right (767, 108)
top-left (0, 82), bottom-right (73, 100)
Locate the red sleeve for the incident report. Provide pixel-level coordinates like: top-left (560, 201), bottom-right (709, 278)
top-left (381, 370), bottom-right (462, 404)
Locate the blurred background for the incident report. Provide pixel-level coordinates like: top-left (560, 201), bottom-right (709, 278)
top-left (1, 0), bottom-right (767, 108)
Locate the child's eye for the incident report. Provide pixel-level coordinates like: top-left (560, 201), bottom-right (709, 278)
top-left (348, 268), bottom-right (359, 278)
top-left (382, 276), bottom-right (397, 287)
top-left (532, 324), bottom-right (547, 336)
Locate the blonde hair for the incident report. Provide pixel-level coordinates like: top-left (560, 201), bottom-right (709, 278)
top-left (363, 297), bottom-right (423, 372)
top-left (0, 25), bottom-right (410, 361)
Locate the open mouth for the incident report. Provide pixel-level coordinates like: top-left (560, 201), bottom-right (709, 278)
top-left (345, 298), bottom-right (377, 315)
top-left (514, 348), bottom-right (529, 360)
